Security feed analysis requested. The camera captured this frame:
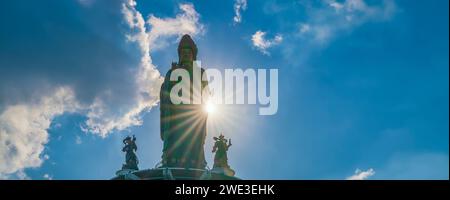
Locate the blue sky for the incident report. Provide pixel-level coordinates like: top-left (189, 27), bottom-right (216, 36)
top-left (0, 0), bottom-right (448, 180)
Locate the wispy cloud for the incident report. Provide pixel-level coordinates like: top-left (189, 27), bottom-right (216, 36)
top-left (233, 0), bottom-right (247, 24)
top-left (251, 30), bottom-right (283, 55)
top-left (298, 0), bottom-right (397, 45)
top-left (346, 168), bottom-right (375, 180)
top-left (77, 0), bottom-right (95, 7)
top-left (278, 0), bottom-right (397, 65)
top-left (75, 135), bottom-right (82, 145)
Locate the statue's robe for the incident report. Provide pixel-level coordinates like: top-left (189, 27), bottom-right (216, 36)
top-left (160, 63), bottom-right (209, 169)
top-left (213, 140), bottom-right (230, 169)
top-left (122, 143), bottom-right (138, 170)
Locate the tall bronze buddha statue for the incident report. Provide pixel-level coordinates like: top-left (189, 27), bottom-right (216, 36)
top-left (159, 34), bottom-right (209, 169)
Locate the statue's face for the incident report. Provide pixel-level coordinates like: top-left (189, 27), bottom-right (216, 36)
top-left (180, 46), bottom-right (193, 64)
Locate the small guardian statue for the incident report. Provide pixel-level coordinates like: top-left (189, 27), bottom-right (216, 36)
top-left (212, 134), bottom-right (235, 176)
top-left (122, 135), bottom-right (139, 171)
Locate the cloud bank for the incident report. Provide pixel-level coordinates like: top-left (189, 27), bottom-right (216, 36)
top-left (0, 87), bottom-right (78, 175)
top-left (0, 0), bottom-right (204, 178)
top-left (233, 0), bottom-right (248, 24)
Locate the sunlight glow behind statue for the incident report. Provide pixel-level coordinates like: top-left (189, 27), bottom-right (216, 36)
top-left (204, 100), bottom-right (216, 114)
top-left (169, 60), bottom-right (279, 116)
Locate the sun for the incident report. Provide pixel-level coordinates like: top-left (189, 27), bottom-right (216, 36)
top-left (204, 101), bottom-right (216, 114)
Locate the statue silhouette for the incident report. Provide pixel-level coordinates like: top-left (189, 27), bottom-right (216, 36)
top-left (212, 134), bottom-right (235, 176)
top-left (122, 135), bottom-right (139, 170)
top-left (159, 34), bottom-right (209, 169)
top-left (212, 134), bottom-right (232, 169)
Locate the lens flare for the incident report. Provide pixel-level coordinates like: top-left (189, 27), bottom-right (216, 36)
top-left (204, 101), bottom-right (216, 114)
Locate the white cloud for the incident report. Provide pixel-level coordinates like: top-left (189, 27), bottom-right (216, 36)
top-left (251, 30), bottom-right (283, 55)
top-left (328, 1), bottom-right (344, 11)
top-left (146, 3), bottom-right (204, 51)
top-left (298, 0), bottom-right (397, 44)
top-left (233, 0), bottom-right (247, 24)
top-left (0, 87), bottom-right (78, 177)
top-left (346, 168), bottom-right (375, 180)
top-left (43, 173), bottom-right (53, 180)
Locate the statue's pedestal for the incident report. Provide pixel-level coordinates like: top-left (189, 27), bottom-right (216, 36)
top-left (112, 167), bottom-right (239, 180)
top-left (211, 167), bottom-right (235, 177)
top-left (115, 169), bottom-right (140, 180)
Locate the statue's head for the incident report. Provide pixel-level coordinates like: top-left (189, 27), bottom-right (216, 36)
top-left (178, 34), bottom-right (197, 64)
top-left (214, 134), bottom-right (225, 141)
top-left (123, 136), bottom-right (132, 145)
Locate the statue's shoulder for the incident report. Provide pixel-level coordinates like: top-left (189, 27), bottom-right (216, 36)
top-left (171, 62), bottom-right (178, 70)
top-left (163, 62), bottom-right (178, 81)
top-left (200, 67), bottom-right (207, 75)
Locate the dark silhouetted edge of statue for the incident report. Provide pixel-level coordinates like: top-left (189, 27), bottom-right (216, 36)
top-left (112, 35), bottom-right (239, 180)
